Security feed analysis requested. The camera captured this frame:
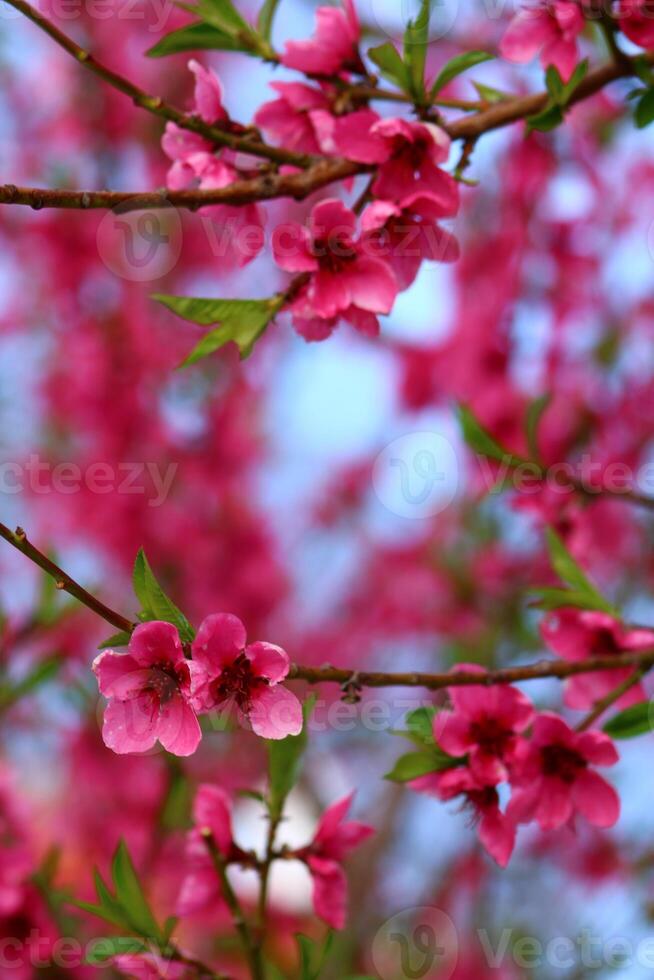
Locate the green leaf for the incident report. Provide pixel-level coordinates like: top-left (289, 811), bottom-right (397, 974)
top-left (74, 899), bottom-right (131, 931)
top-left (430, 51), bottom-right (494, 99)
top-left (604, 703), bottom-right (652, 739)
top-left (633, 55), bottom-right (654, 85)
top-left (98, 630), bottom-right (132, 650)
top-left (86, 937), bottom-right (148, 965)
top-left (526, 103), bottom-right (563, 133)
top-left (405, 706), bottom-right (437, 746)
top-left (473, 81), bottom-right (509, 104)
top-left (635, 87), bottom-right (654, 127)
top-left (546, 529), bottom-right (594, 594)
top-left (560, 59), bottom-right (588, 104)
top-left (132, 549), bottom-right (195, 643)
top-left (194, 0), bottom-right (251, 34)
top-left (296, 931), bottom-right (335, 980)
top-left (146, 21), bottom-right (250, 57)
top-left (153, 295), bottom-right (283, 362)
top-left (267, 696), bottom-right (315, 820)
top-left (525, 393), bottom-right (551, 461)
top-left (384, 749), bottom-right (457, 782)
top-left (368, 41), bottom-right (410, 92)
top-left (257, 0), bottom-right (281, 41)
top-left (528, 587), bottom-right (615, 613)
top-left (545, 65), bottom-right (565, 104)
top-left (112, 841), bottom-right (162, 941)
top-left (404, 0), bottom-right (432, 101)
top-left (457, 404), bottom-right (522, 465)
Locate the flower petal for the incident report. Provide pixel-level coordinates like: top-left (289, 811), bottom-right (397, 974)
top-left (248, 684), bottom-right (303, 739)
top-left (572, 769), bottom-right (620, 827)
top-left (157, 696), bottom-right (202, 757)
top-left (245, 641), bottom-right (290, 683)
top-left (192, 613), bottom-right (247, 672)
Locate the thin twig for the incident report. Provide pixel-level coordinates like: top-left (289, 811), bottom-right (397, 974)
top-left (0, 522), bottom-right (134, 633)
top-left (576, 667), bottom-right (648, 732)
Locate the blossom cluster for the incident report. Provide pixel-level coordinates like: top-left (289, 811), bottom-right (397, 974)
top-left (410, 665), bottom-right (621, 867)
top-left (93, 617), bottom-right (303, 754)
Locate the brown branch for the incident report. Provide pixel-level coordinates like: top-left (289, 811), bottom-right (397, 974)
top-left (4, 0), bottom-right (314, 169)
top-left (288, 651), bottom-right (654, 690)
top-left (576, 666), bottom-right (648, 732)
top-left (0, 522), bottom-right (134, 634)
top-left (0, 159), bottom-right (365, 213)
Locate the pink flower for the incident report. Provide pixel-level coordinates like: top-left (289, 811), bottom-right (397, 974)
top-left (541, 609), bottom-right (653, 710)
top-left (254, 82), bottom-right (329, 155)
top-left (188, 58), bottom-right (227, 125)
top-left (500, 0), bottom-right (585, 81)
top-left (411, 768), bottom-right (516, 867)
top-left (295, 793), bottom-right (374, 929)
top-left (508, 713), bottom-right (620, 831)
top-left (273, 198), bottom-right (398, 338)
top-left (93, 622), bottom-right (201, 757)
top-left (280, 0), bottom-right (361, 75)
top-left (435, 666), bottom-right (535, 783)
top-left (311, 110), bottom-right (457, 209)
top-left (361, 194), bottom-right (460, 290)
top-left (619, 0), bottom-right (654, 50)
top-left (190, 613), bottom-right (303, 739)
top-left (177, 784), bottom-right (239, 916)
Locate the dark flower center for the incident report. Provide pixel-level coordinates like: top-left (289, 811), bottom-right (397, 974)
top-left (469, 717), bottom-right (512, 757)
top-left (312, 234), bottom-right (357, 274)
top-left (463, 785), bottom-right (499, 826)
top-left (541, 743), bottom-right (586, 782)
top-left (145, 663), bottom-right (182, 707)
top-left (588, 627), bottom-right (622, 657)
top-left (210, 653), bottom-right (268, 710)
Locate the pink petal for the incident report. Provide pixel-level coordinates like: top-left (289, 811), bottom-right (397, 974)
top-left (272, 223), bottom-right (317, 273)
top-left (101, 695), bottom-right (158, 755)
top-left (128, 621), bottom-right (185, 670)
top-left (92, 651), bottom-right (144, 698)
top-left (434, 711), bottom-right (474, 757)
top-left (314, 793), bottom-right (354, 843)
top-left (248, 684), bottom-right (303, 739)
top-left (310, 198), bottom-right (357, 240)
top-left (192, 613), bottom-right (247, 672)
top-left (500, 9), bottom-right (556, 63)
top-left (305, 269), bottom-right (352, 319)
top-left (536, 777), bottom-right (573, 830)
top-left (311, 109), bottom-right (388, 163)
top-left (156, 696), bottom-right (202, 757)
top-left (572, 769), bottom-right (620, 827)
top-left (281, 7), bottom-right (356, 75)
top-left (343, 256), bottom-right (398, 314)
top-left (245, 641), bottom-right (290, 683)
top-left (478, 806), bottom-right (515, 867)
top-left (188, 59), bottom-right (227, 125)
top-left (531, 711), bottom-right (576, 748)
top-left (193, 784), bottom-right (233, 851)
top-left (161, 122), bottom-right (212, 162)
top-left (575, 730), bottom-right (620, 767)
top-left (343, 306), bottom-right (380, 337)
top-left (540, 36), bottom-right (579, 82)
top-left (292, 314), bottom-right (338, 341)
top-left (176, 867), bottom-right (221, 917)
top-left (469, 748), bottom-right (508, 785)
top-left (307, 855), bottom-right (348, 930)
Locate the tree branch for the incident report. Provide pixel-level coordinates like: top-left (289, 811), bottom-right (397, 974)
top-left (0, 522), bottom-right (134, 634)
top-left (3, 0), bottom-right (314, 169)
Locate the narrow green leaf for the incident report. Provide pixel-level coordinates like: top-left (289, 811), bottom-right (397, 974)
top-left (74, 899), bottom-right (131, 932)
top-left (146, 21), bottom-right (250, 57)
top-left (98, 630), bottom-right (132, 650)
top-left (405, 706), bottom-right (437, 746)
top-left (636, 87), bottom-right (654, 128)
top-left (267, 696), bottom-right (315, 820)
top-left (86, 937), bottom-right (148, 965)
top-left (457, 404), bottom-right (521, 465)
top-left (404, 0), bottom-right (432, 101)
top-left (546, 529), bottom-right (594, 594)
top-left (154, 295), bottom-right (283, 362)
top-left (430, 51), bottom-right (494, 99)
top-left (560, 59), bottom-right (588, 104)
top-left (112, 841), bottom-right (162, 942)
top-left (545, 65), bottom-right (565, 104)
top-left (257, 0), bottom-right (281, 41)
top-left (132, 549), bottom-right (195, 643)
top-left (473, 81), bottom-right (509, 104)
top-left (368, 41), bottom-right (410, 92)
top-left (525, 393), bottom-right (551, 461)
top-left (604, 703), bottom-right (652, 739)
top-left (528, 587), bottom-right (615, 613)
top-left (384, 750), bottom-right (457, 782)
top-left (526, 104), bottom-right (563, 133)
top-left (195, 0), bottom-right (251, 34)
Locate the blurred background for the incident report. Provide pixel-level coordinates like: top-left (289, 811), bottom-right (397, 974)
top-left (3, 0), bottom-right (654, 976)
